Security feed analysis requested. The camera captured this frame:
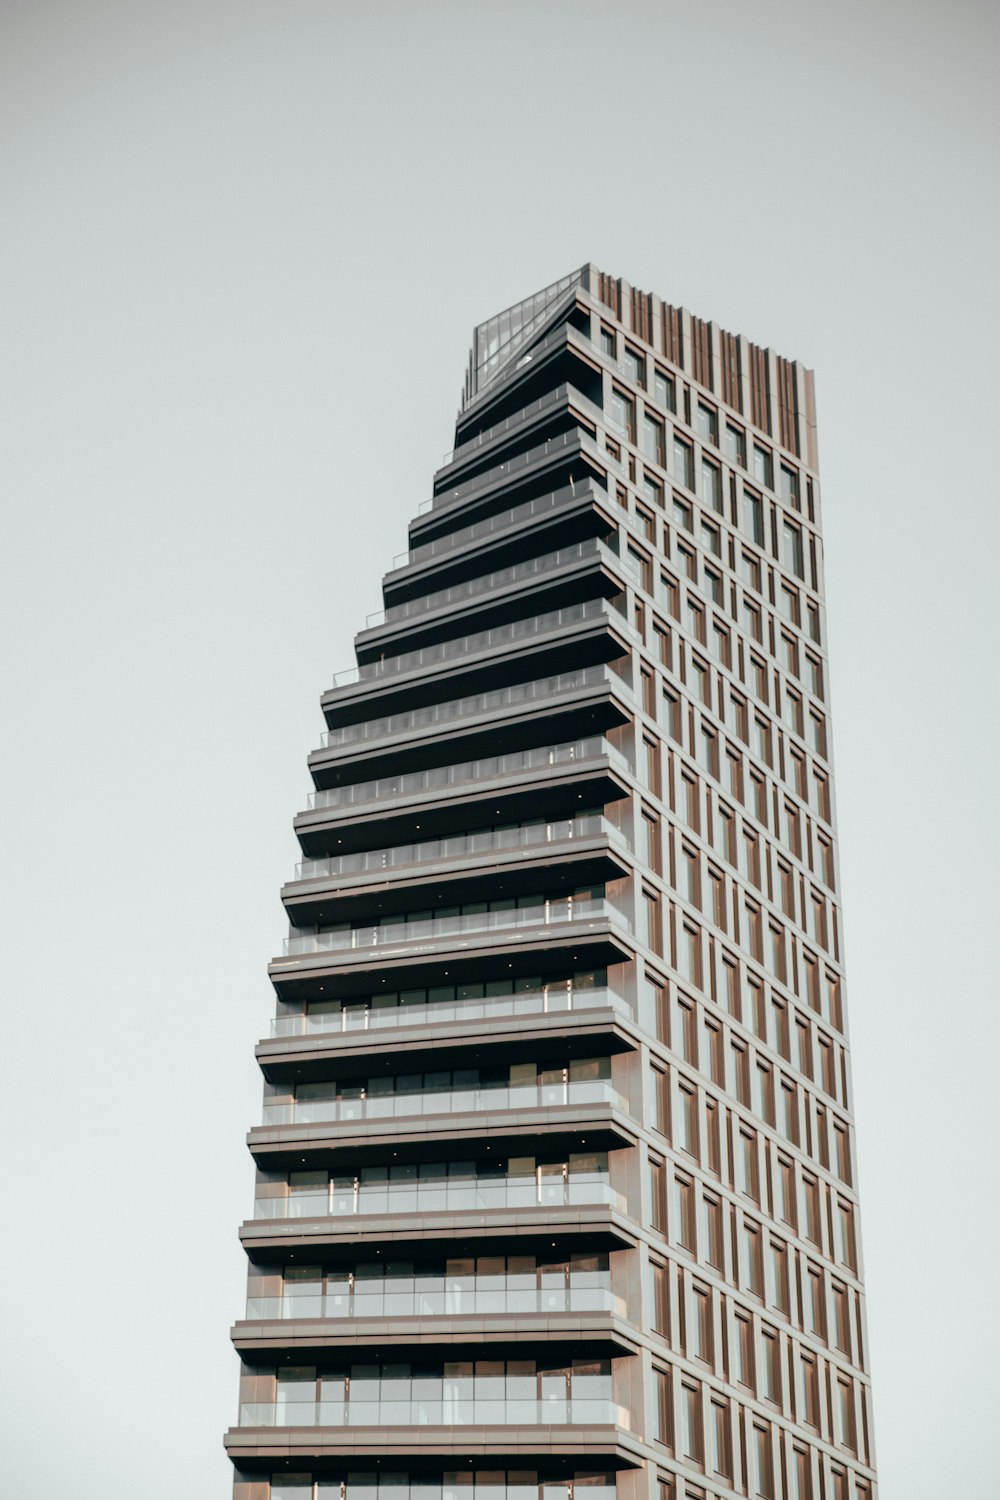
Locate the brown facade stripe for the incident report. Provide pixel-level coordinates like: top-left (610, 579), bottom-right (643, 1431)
top-left (597, 271), bottom-right (620, 318)
top-left (720, 331), bottom-right (742, 414)
top-left (748, 342), bottom-right (771, 435)
top-left (630, 288), bottom-right (652, 345)
top-left (690, 315), bottom-right (713, 392)
top-left (661, 303), bottom-right (683, 369)
top-left (776, 355), bottom-right (800, 456)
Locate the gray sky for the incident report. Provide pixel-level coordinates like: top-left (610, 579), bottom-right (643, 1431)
top-left (1, 2), bottom-right (997, 1494)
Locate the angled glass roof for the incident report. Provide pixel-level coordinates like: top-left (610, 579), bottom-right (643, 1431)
top-left (463, 267), bottom-right (588, 410)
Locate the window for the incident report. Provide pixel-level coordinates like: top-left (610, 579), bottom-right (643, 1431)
top-left (673, 1173), bottom-right (696, 1250)
top-left (674, 495), bottom-right (693, 532)
top-left (702, 1190), bottom-right (724, 1267)
top-left (705, 566), bottom-right (723, 605)
top-left (654, 1366), bottom-right (673, 1446)
top-left (599, 325), bottom-right (616, 358)
top-left (677, 1081), bottom-right (698, 1156)
top-left (835, 1377), bottom-right (857, 1451)
top-left (609, 387), bottom-right (635, 441)
top-left (779, 584), bottom-right (800, 624)
top-left (649, 1155), bottom-right (666, 1233)
top-left (743, 599), bottom-right (762, 642)
top-left (742, 1222), bottom-right (764, 1297)
top-left (673, 435), bottom-right (694, 488)
top-left (779, 465), bottom-right (800, 509)
top-left (696, 402), bottom-right (718, 444)
top-left (753, 446), bottom-right (773, 488)
top-left (724, 424), bottom-right (746, 466)
top-left (708, 1398), bottom-right (731, 1478)
top-left (800, 1352), bottom-right (820, 1427)
top-left (643, 473), bottom-right (664, 508)
top-left (692, 1283), bottom-right (713, 1364)
top-left (753, 1424), bottom-right (774, 1499)
top-left (741, 550), bottom-right (761, 590)
top-left (701, 458), bottom-right (722, 513)
top-left (661, 687), bottom-right (681, 739)
top-left (735, 1311), bottom-right (755, 1389)
top-left (761, 1326), bottom-right (781, 1405)
top-left (637, 503), bottom-right (657, 543)
top-left (679, 844), bottom-right (701, 907)
top-left (744, 489), bottom-right (764, 545)
top-left (690, 655), bottom-right (710, 705)
top-left (680, 1382), bottom-right (703, 1462)
top-left (783, 520), bottom-right (804, 579)
top-left (643, 413), bottom-right (666, 465)
top-left (769, 1238), bottom-right (790, 1314)
top-left (700, 519), bottom-right (721, 556)
top-left (654, 368), bottom-right (676, 411)
top-left (651, 1257), bottom-right (669, 1335)
top-left (624, 345), bottom-right (645, 386)
top-left (737, 1129), bottom-right (759, 1200)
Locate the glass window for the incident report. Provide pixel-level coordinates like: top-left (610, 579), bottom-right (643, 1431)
top-left (608, 388), bottom-right (635, 441)
top-left (624, 346), bottom-right (645, 386)
top-left (673, 496), bottom-right (693, 532)
top-left (643, 413), bottom-right (666, 465)
top-left (673, 436), bottom-right (694, 489)
top-left (783, 520), bottom-right (804, 579)
top-left (753, 446), bottom-right (773, 488)
top-left (643, 473), bottom-right (664, 507)
top-left (654, 368), bottom-right (676, 411)
top-left (744, 490), bottom-right (764, 545)
top-left (701, 458), bottom-right (722, 514)
top-left (700, 520), bottom-right (721, 556)
top-left (696, 402), bottom-right (718, 444)
top-left (599, 325), bottom-right (616, 358)
top-left (724, 425), bottom-right (746, 466)
top-left (779, 465), bottom-right (800, 509)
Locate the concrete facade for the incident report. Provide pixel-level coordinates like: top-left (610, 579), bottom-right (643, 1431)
top-left (226, 266), bottom-right (878, 1500)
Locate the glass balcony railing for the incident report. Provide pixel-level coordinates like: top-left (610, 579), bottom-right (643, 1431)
top-left (305, 736), bottom-right (630, 814)
top-left (317, 665), bottom-right (613, 752)
top-left (239, 1396), bottom-right (628, 1428)
top-left (281, 896), bottom-right (630, 958)
top-left (269, 984), bottom-right (632, 1039)
top-left (432, 384), bottom-right (588, 475)
top-left (253, 1173), bottom-right (625, 1221)
top-left (292, 814), bottom-right (629, 884)
top-left (331, 600), bottom-right (607, 688)
top-left (261, 1077), bottom-right (626, 1127)
top-left (246, 1277), bottom-right (623, 1321)
top-left (269, 1482), bottom-right (617, 1500)
top-left (392, 474), bottom-right (596, 570)
top-left (365, 537), bottom-right (614, 630)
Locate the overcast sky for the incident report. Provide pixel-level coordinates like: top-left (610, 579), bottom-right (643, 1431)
top-left (1, 2), bottom-right (997, 1495)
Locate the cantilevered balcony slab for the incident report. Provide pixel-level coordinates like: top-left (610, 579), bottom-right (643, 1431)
top-left (256, 1004), bottom-right (641, 1085)
top-left (383, 475), bottom-right (616, 606)
top-left (355, 536), bottom-right (623, 665)
top-left (240, 1201), bottom-right (639, 1259)
top-left (224, 1422), bottom-right (646, 1470)
top-left (306, 667), bottom-right (631, 789)
top-left (280, 829), bottom-right (631, 926)
top-left (294, 748), bottom-right (630, 859)
top-left (321, 602), bottom-right (627, 730)
top-left (231, 1308), bottom-right (639, 1361)
top-left (268, 909), bottom-right (635, 1003)
top-left (246, 1100), bottom-right (639, 1170)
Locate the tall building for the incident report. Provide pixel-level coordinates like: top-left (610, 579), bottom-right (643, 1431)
top-left (225, 266), bottom-right (877, 1500)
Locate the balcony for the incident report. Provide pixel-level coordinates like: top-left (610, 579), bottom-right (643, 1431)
top-left (331, 599), bottom-right (609, 691)
top-left (359, 536), bottom-right (620, 650)
top-left (304, 736), bottom-right (629, 816)
top-left (294, 813), bottom-right (625, 879)
top-left (308, 669), bottom-right (629, 798)
top-left (383, 475), bottom-right (615, 605)
top-left (245, 1275), bottom-right (623, 1323)
top-left (269, 983), bottom-right (632, 1041)
top-left (237, 1397), bottom-right (629, 1429)
top-left (253, 1170), bottom-right (626, 1223)
top-left (322, 602), bottom-right (626, 731)
top-left (261, 1077), bottom-right (627, 1129)
top-left (281, 896), bottom-right (630, 959)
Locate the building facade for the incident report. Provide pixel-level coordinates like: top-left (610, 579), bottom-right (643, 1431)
top-left (225, 266), bottom-right (878, 1500)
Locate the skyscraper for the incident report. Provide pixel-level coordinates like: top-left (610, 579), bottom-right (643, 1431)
top-left (225, 266), bottom-right (877, 1500)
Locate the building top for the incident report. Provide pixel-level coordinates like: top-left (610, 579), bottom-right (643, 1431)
top-left (463, 263), bottom-right (817, 471)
